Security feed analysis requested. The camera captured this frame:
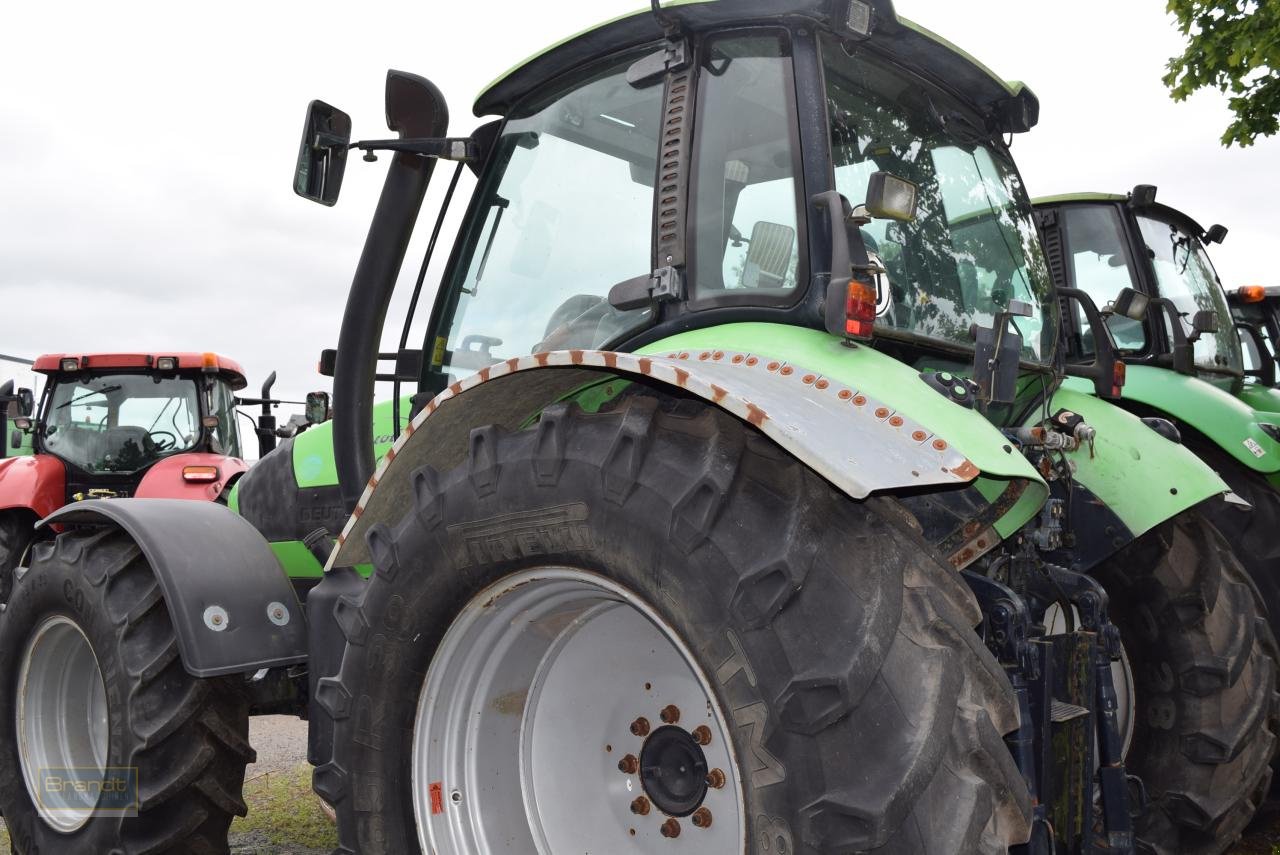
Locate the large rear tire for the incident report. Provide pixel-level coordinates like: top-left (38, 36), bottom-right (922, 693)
top-left (0, 511), bottom-right (34, 606)
top-left (1093, 510), bottom-right (1279, 854)
top-left (0, 528), bottom-right (255, 855)
top-left (316, 394), bottom-right (1031, 854)
top-left (1190, 442), bottom-right (1280, 638)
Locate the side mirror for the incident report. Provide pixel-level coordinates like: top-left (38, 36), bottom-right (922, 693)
top-left (1189, 310), bottom-right (1218, 342)
top-left (1128, 184), bottom-right (1158, 209)
top-left (294, 100), bottom-right (353, 206)
top-left (1205, 224), bottom-right (1228, 245)
top-left (18, 388), bottom-right (33, 416)
top-left (864, 172), bottom-right (918, 222)
top-left (1109, 287), bottom-right (1150, 322)
top-left (1059, 288), bottom-right (1126, 400)
top-left (1149, 296), bottom-right (1196, 375)
top-left (306, 392), bottom-right (332, 425)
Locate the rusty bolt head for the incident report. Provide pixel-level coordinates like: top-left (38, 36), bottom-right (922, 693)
top-left (692, 807), bottom-right (713, 829)
top-left (661, 818), bottom-right (681, 838)
top-left (630, 796), bottom-right (651, 816)
top-left (618, 754), bottom-right (639, 774)
top-left (706, 768), bottom-right (726, 789)
top-left (630, 717), bottom-right (651, 737)
top-left (659, 705), bottom-right (681, 724)
top-left (692, 725), bottom-right (712, 745)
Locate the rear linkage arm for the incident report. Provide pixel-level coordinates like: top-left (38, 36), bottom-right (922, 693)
top-left (965, 553), bottom-right (1137, 854)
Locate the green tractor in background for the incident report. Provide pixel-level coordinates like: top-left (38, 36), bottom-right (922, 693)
top-left (1229, 283), bottom-right (1280, 395)
top-left (1, 3), bottom-right (1276, 855)
top-left (1034, 188), bottom-right (1280, 636)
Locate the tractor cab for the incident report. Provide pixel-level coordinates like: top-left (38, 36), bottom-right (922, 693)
top-left (1034, 188), bottom-right (1242, 390)
top-left (25, 352), bottom-right (247, 502)
top-left (1228, 284), bottom-right (1280, 388)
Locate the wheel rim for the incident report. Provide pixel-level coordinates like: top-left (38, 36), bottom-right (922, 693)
top-left (412, 568), bottom-right (746, 854)
top-left (16, 615), bottom-right (109, 833)
top-left (1043, 604), bottom-right (1136, 757)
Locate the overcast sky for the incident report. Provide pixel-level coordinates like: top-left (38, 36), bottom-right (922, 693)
top-left (2, 0), bottom-right (1275, 448)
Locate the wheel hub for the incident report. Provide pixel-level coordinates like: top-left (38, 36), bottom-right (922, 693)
top-left (639, 725), bottom-right (709, 817)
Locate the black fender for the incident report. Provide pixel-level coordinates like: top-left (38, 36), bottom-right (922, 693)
top-left (39, 499), bottom-right (308, 678)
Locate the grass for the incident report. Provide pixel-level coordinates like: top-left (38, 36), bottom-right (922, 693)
top-left (231, 763), bottom-right (337, 850)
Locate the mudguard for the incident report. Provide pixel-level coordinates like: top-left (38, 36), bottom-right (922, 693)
top-left (1117, 365), bottom-right (1280, 474)
top-left (134, 452), bottom-right (249, 501)
top-left (40, 499), bottom-right (308, 678)
top-left (1045, 384), bottom-right (1230, 566)
top-left (0, 455), bottom-right (64, 518)
top-left (330, 324), bottom-right (1047, 570)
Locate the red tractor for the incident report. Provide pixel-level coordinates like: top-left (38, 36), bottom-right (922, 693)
top-left (0, 352), bottom-right (254, 599)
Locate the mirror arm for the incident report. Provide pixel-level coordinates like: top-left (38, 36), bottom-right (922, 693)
top-left (1058, 287), bottom-right (1124, 400)
top-left (352, 137), bottom-right (480, 163)
top-left (1148, 296), bottom-right (1195, 375)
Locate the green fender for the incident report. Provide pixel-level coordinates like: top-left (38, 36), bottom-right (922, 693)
top-left (1112, 365), bottom-right (1280, 474)
top-left (1053, 381), bottom-right (1229, 539)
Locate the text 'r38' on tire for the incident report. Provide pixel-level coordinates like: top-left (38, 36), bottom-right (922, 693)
top-left (0, 528), bottom-right (255, 855)
top-left (316, 393), bottom-right (1033, 855)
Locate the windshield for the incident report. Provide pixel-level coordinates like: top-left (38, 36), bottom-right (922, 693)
top-left (823, 36), bottom-right (1056, 363)
top-left (1136, 215), bottom-right (1241, 373)
top-left (430, 51), bottom-right (663, 381)
top-left (43, 374), bottom-right (201, 474)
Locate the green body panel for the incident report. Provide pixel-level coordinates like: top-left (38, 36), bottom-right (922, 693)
top-left (1237, 382), bottom-right (1280, 417)
top-left (1115, 365), bottom-right (1280, 474)
top-left (1030, 192), bottom-right (1127, 206)
top-left (270, 540), bottom-right (372, 580)
top-left (1054, 381), bottom-right (1228, 538)
top-left (270, 540), bottom-right (325, 579)
top-left (477, 3), bottom-right (1028, 115)
top-left (226, 399), bottom-right (410, 580)
top-left (640, 323), bottom-right (1049, 532)
top-left (292, 397), bottom-right (412, 489)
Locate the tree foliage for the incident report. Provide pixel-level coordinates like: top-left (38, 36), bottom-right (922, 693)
top-left (1164, 0), bottom-right (1280, 147)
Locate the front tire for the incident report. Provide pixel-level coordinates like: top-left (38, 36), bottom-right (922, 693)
top-left (317, 394), bottom-right (1032, 854)
top-left (1093, 510), bottom-right (1280, 854)
top-left (0, 528), bottom-right (255, 855)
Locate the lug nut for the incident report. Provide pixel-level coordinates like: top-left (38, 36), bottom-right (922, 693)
top-left (660, 704), bottom-right (681, 724)
top-left (630, 717), bottom-right (651, 737)
top-left (661, 818), bottom-right (681, 838)
top-left (630, 796), bottom-right (651, 816)
top-left (618, 754), bottom-right (639, 774)
top-left (692, 807), bottom-right (713, 829)
top-left (692, 725), bottom-right (712, 745)
top-left (706, 768), bottom-right (726, 789)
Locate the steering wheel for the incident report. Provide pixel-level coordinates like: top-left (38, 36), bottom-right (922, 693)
top-left (148, 430), bottom-right (178, 452)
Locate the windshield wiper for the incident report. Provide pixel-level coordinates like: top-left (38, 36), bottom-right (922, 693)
top-left (57, 384), bottom-right (121, 409)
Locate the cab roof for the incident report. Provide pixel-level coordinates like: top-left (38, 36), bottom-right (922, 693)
top-left (474, 0), bottom-right (1037, 130)
top-left (33, 352), bottom-right (248, 390)
top-left (1032, 192), bottom-right (1215, 243)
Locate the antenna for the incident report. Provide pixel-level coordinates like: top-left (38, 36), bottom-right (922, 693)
top-left (650, 0), bottom-right (680, 36)
top-left (0, 353), bottom-right (33, 366)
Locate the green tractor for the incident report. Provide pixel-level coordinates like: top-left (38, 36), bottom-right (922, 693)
top-left (1229, 284), bottom-right (1280, 400)
top-left (2, 3), bottom-right (1275, 854)
top-left (1034, 187), bottom-right (1280, 633)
